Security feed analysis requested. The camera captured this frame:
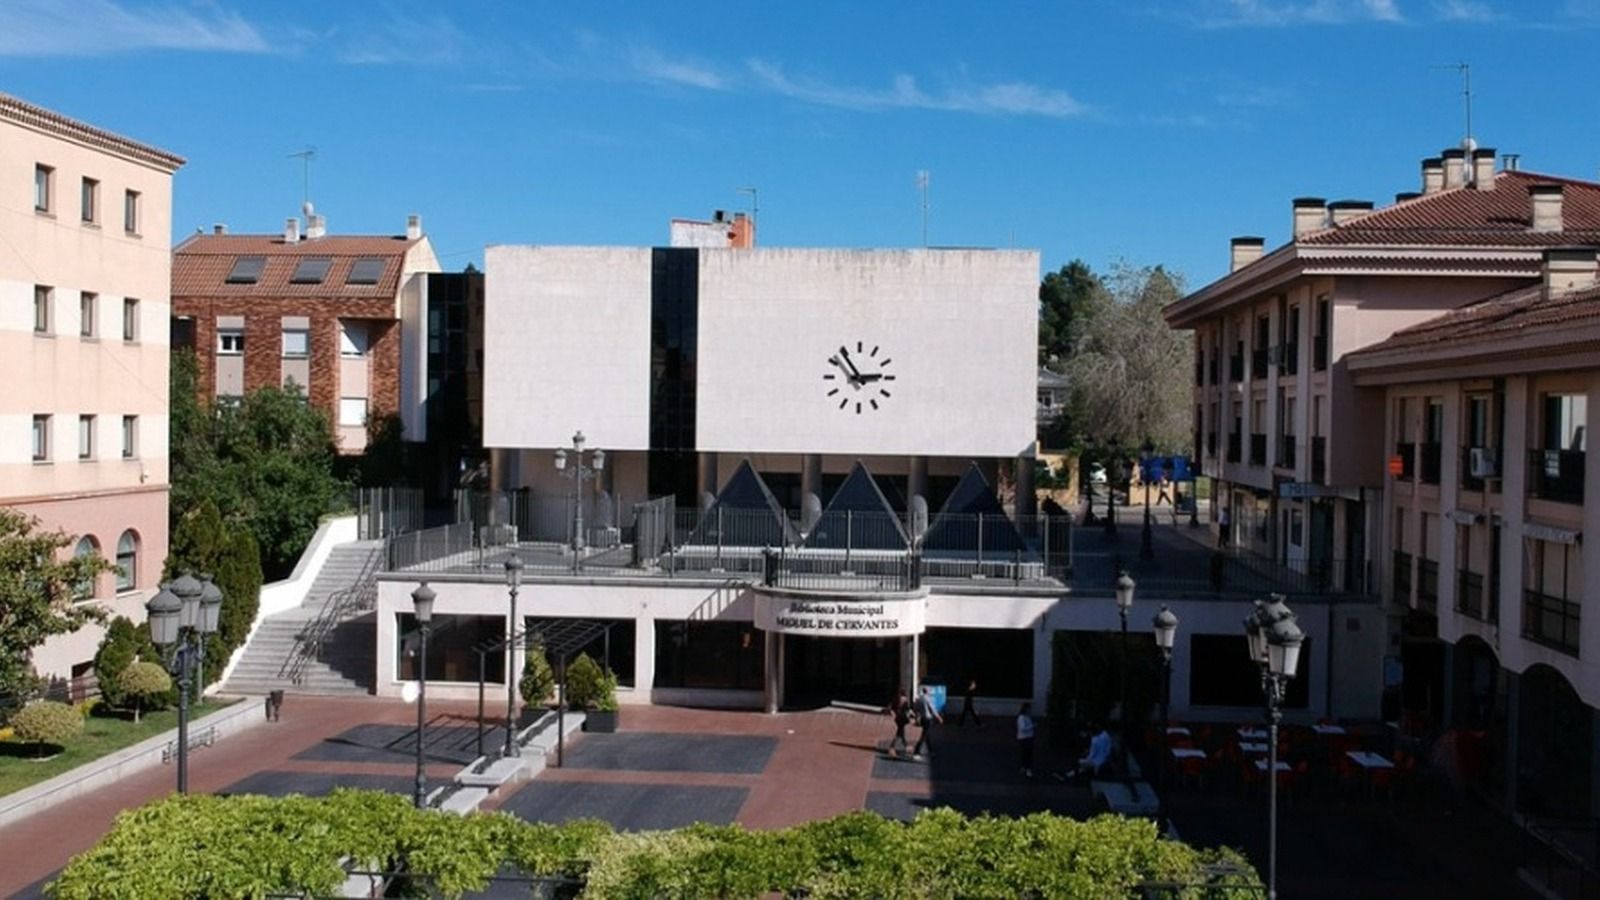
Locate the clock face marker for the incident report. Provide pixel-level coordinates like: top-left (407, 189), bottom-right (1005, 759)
top-left (839, 397), bottom-right (848, 409)
top-left (870, 345), bottom-right (879, 356)
top-left (884, 375), bottom-right (896, 381)
top-left (880, 389), bottom-right (891, 398)
top-left (881, 358), bottom-right (892, 366)
top-left (827, 388), bottom-right (839, 396)
top-left (855, 402), bottom-right (862, 414)
top-left (870, 399), bottom-right (879, 410)
top-left (856, 341), bottom-right (863, 352)
top-left (822, 373), bottom-right (835, 380)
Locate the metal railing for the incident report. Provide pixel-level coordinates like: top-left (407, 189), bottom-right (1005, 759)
top-left (1251, 348), bottom-right (1269, 380)
top-left (1419, 442), bottom-right (1443, 485)
top-left (387, 522), bottom-right (476, 571)
top-left (1521, 817), bottom-right (1600, 900)
top-left (1523, 589), bottom-right (1581, 656)
top-left (1278, 341), bottom-right (1299, 376)
top-left (1312, 334), bottom-right (1328, 371)
top-left (1530, 449), bottom-right (1586, 504)
top-left (1249, 434), bottom-right (1267, 466)
top-left (1311, 436), bottom-right (1326, 484)
top-left (1456, 570), bottom-right (1486, 620)
top-left (762, 546), bottom-right (923, 592)
top-left (1278, 434), bottom-right (1296, 468)
top-left (284, 549), bottom-right (383, 685)
top-left (1118, 553), bottom-right (1369, 600)
top-left (1393, 550), bottom-right (1413, 601)
top-left (1229, 355), bottom-right (1244, 383)
top-left (353, 486), bottom-right (423, 540)
top-left (1417, 559), bottom-right (1439, 613)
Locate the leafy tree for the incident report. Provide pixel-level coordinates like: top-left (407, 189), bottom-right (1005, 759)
top-left (0, 509), bottom-right (112, 723)
top-left (94, 616), bottom-right (143, 708)
top-left (165, 500), bottom-right (263, 687)
top-left (10, 700), bottom-right (82, 755)
top-left (118, 661), bottom-right (171, 723)
top-left (358, 411), bottom-right (408, 487)
top-left (563, 653), bottom-right (616, 711)
top-left (519, 643), bottom-right (555, 708)
top-left (1038, 259), bottom-right (1103, 369)
top-left (1054, 262), bottom-right (1194, 454)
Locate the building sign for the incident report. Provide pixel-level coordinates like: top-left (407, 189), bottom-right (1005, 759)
top-left (753, 592), bottom-right (927, 637)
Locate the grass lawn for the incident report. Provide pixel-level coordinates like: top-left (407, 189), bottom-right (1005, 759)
top-left (0, 699), bottom-right (238, 798)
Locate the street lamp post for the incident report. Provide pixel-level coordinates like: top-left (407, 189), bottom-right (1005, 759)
top-left (1103, 441), bottom-right (1120, 536)
top-left (1152, 605), bottom-right (1179, 832)
top-left (554, 431), bottom-right (606, 572)
top-left (1244, 594), bottom-right (1304, 900)
top-left (503, 555), bottom-right (523, 758)
top-left (1139, 438), bottom-right (1156, 561)
top-left (145, 572), bottom-right (222, 794)
top-left (1114, 570), bottom-right (1135, 778)
top-left (411, 582), bottom-right (436, 810)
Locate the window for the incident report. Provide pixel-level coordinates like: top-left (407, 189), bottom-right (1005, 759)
top-left (347, 258), bottom-right (385, 285)
top-left (123, 190), bottom-right (140, 234)
top-left (80, 177), bottom-right (98, 223)
top-left (340, 322), bottom-right (369, 357)
top-left (122, 298), bottom-right (139, 342)
top-left (397, 614), bottom-right (505, 682)
top-left (339, 397), bottom-right (368, 427)
top-left (121, 415), bottom-right (137, 458)
top-left (79, 292), bottom-right (96, 337)
top-left (217, 328), bottom-right (244, 355)
top-left (78, 415), bottom-right (95, 459)
top-left (34, 285), bottom-right (51, 333)
top-left (1188, 634), bottom-right (1311, 708)
top-left (290, 257), bottom-right (332, 284)
top-left (115, 530), bottom-right (138, 592)
top-left (73, 536), bottom-right (98, 600)
top-left (281, 328), bottom-right (310, 357)
top-left (32, 414), bottom-right (50, 462)
top-left (226, 256), bottom-right (266, 284)
top-left (34, 164), bottom-right (53, 212)
top-left (1543, 394), bottom-right (1587, 451)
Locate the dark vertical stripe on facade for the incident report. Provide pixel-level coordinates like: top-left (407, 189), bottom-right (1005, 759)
top-left (647, 248), bottom-right (699, 505)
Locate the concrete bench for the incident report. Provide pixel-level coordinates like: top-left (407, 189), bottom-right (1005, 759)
top-left (1092, 780), bottom-right (1160, 817)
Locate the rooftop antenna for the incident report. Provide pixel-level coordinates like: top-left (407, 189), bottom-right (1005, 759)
top-left (1431, 62), bottom-right (1473, 153)
top-left (736, 186), bottom-right (758, 234)
top-left (916, 170), bottom-right (930, 247)
top-left (287, 147), bottom-right (316, 211)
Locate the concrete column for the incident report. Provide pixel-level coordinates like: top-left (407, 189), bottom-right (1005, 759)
top-left (1441, 640), bottom-right (1456, 729)
top-left (801, 454), bottom-right (824, 530)
top-left (901, 634), bottom-right (920, 694)
top-left (697, 452), bottom-right (719, 507)
top-left (633, 617), bottom-right (657, 699)
top-left (763, 631), bottom-right (779, 714)
top-left (908, 455), bottom-right (929, 506)
top-left (1015, 450), bottom-right (1037, 518)
top-left (1504, 669), bottom-right (1520, 812)
top-left (1500, 378), bottom-right (1530, 645)
top-left (775, 634), bottom-right (786, 710)
top-left (1582, 370), bottom-right (1600, 684)
top-left (1438, 382), bottom-right (1462, 633)
top-left (1032, 619), bottom-right (1054, 713)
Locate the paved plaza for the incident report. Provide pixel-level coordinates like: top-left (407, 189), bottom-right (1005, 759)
top-left (0, 697), bottom-right (1543, 899)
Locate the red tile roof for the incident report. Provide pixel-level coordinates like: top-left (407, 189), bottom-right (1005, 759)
top-left (1352, 281), bottom-right (1600, 356)
top-left (172, 233), bottom-right (418, 298)
top-left (1300, 171), bottom-right (1600, 246)
top-left (1, 92), bottom-right (184, 172)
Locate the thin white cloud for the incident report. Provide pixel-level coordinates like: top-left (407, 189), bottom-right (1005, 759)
top-left (746, 60), bottom-right (1087, 118)
top-left (0, 0), bottom-right (269, 56)
top-left (1214, 85), bottom-right (1294, 108)
top-left (1433, 0), bottom-right (1496, 20)
top-left (336, 12), bottom-right (463, 66)
top-left (1191, 0), bottom-right (1405, 26)
top-left (627, 46), bottom-right (726, 90)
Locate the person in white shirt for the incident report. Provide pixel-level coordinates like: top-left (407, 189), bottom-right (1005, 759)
top-left (1076, 721), bottom-right (1114, 779)
top-left (911, 685), bottom-right (942, 760)
top-left (1016, 703), bottom-right (1037, 777)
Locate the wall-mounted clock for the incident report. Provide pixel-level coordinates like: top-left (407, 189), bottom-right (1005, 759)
top-left (822, 341), bottom-right (896, 414)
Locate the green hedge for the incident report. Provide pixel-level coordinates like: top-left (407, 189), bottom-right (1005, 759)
top-left (49, 790), bottom-right (1259, 899)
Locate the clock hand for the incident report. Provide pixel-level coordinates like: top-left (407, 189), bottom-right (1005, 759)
top-left (838, 347), bottom-right (863, 379)
top-left (856, 373), bottom-right (884, 383)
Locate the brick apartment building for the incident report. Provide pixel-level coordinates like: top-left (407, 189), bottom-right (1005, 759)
top-left (171, 214), bottom-right (439, 452)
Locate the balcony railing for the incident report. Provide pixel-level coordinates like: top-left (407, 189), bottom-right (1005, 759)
top-left (1229, 355), bottom-right (1245, 383)
top-left (1278, 434), bottom-right (1297, 468)
top-left (1313, 335), bottom-right (1328, 371)
top-left (1251, 348), bottom-right (1269, 380)
top-left (1311, 437), bottom-right (1327, 485)
top-left (1417, 559), bottom-right (1439, 613)
top-left (1529, 449), bottom-right (1586, 504)
top-left (1227, 433), bottom-right (1242, 463)
top-left (1460, 445), bottom-right (1497, 492)
top-left (1249, 433), bottom-right (1267, 466)
top-left (1419, 442), bottom-right (1442, 485)
top-left (1279, 342), bottom-right (1299, 376)
top-left (1392, 549), bottom-right (1412, 601)
top-left (1394, 442), bottom-right (1416, 480)
top-left (1456, 570), bottom-right (1486, 621)
top-left (1523, 590), bottom-right (1580, 657)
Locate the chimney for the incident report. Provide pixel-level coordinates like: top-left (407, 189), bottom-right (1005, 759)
top-left (1395, 191), bottom-right (1421, 204)
top-left (284, 217), bottom-right (300, 244)
top-left (1292, 197), bottom-right (1328, 239)
top-left (1442, 148), bottom-right (1467, 189)
top-left (1530, 184), bottom-right (1565, 233)
top-left (212, 223), bottom-right (227, 235)
top-left (1421, 157), bottom-right (1445, 194)
top-left (1328, 200), bottom-right (1375, 227)
top-left (1502, 153), bottom-right (1521, 172)
top-left (406, 214), bottom-right (422, 241)
top-left (1230, 236), bottom-right (1265, 272)
top-left (1471, 147), bottom-right (1497, 189)
top-left (306, 213), bottom-right (326, 240)
top-left (1543, 247), bottom-right (1597, 292)
top-left (729, 212), bottom-right (755, 249)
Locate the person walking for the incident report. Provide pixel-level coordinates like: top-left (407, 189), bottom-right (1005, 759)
top-left (911, 685), bottom-right (942, 760)
top-left (957, 678), bottom-right (983, 728)
top-left (1217, 505), bottom-right (1232, 549)
top-left (1017, 702), bottom-right (1037, 777)
top-left (886, 688), bottom-right (912, 757)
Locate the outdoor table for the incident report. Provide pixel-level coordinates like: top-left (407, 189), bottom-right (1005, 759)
top-left (1313, 724), bottom-right (1347, 736)
top-left (1253, 759), bottom-right (1292, 772)
top-left (1167, 726), bottom-right (1191, 736)
top-left (1239, 741), bottom-right (1269, 754)
top-left (1171, 747), bottom-right (1207, 759)
top-left (1237, 727), bottom-right (1267, 740)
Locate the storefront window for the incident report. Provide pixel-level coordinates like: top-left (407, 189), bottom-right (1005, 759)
top-left (654, 621), bottom-right (763, 690)
top-left (921, 627), bottom-right (1033, 698)
top-left (397, 613), bottom-right (506, 683)
top-left (526, 617), bottom-right (636, 686)
top-left (1189, 633), bottom-right (1310, 708)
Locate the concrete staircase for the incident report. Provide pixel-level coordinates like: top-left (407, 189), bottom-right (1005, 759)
top-left (222, 542), bottom-right (384, 696)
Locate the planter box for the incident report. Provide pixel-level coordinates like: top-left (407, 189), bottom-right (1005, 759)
top-left (582, 710), bottom-right (617, 733)
top-left (517, 706), bottom-right (550, 730)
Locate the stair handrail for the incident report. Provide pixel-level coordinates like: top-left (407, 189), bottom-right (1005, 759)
top-left (280, 549), bottom-right (383, 685)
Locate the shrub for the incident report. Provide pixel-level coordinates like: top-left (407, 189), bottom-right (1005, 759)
top-left (11, 700), bottom-right (83, 754)
top-left (118, 661), bottom-right (172, 723)
top-left (563, 653), bottom-right (616, 711)
top-left (519, 643), bottom-right (555, 708)
top-left (93, 616), bottom-right (142, 707)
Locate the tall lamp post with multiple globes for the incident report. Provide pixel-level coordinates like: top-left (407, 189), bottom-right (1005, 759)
top-left (1152, 605), bottom-right (1179, 807)
top-left (1244, 594), bottom-right (1304, 900)
top-left (554, 430), bottom-right (605, 572)
top-left (1113, 571), bottom-right (1135, 774)
top-left (410, 582), bottom-right (436, 810)
top-left (503, 555), bottom-right (523, 758)
top-left (1139, 437), bottom-right (1156, 561)
top-left (144, 572), bottom-right (222, 794)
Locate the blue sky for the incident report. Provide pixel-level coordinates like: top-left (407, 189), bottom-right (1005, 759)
top-left (3, 1), bottom-right (1599, 287)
